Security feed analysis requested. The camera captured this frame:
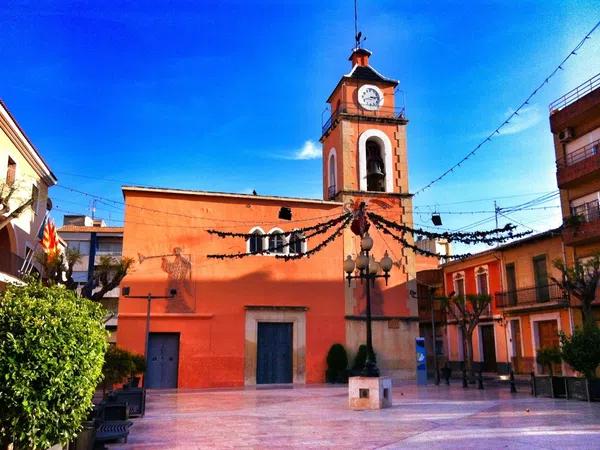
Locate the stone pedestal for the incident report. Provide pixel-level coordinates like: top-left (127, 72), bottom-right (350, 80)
top-left (348, 376), bottom-right (392, 410)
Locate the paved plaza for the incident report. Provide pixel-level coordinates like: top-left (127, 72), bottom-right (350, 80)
top-left (111, 382), bottom-right (600, 449)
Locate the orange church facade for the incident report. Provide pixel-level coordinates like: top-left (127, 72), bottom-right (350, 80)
top-left (117, 48), bottom-right (421, 388)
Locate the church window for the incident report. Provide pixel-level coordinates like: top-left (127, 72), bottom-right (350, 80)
top-left (366, 139), bottom-right (385, 192)
top-left (328, 149), bottom-right (337, 199)
top-left (288, 232), bottom-right (305, 255)
top-left (268, 231), bottom-right (286, 254)
top-left (248, 229), bottom-right (264, 254)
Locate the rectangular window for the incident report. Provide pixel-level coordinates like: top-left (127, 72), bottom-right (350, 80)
top-left (31, 184), bottom-right (39, 214)
top-left (476, 271), bottom-right (488, 295)
top-left (505, 263), bottom-right (517, 306)
top-left (533, 255), bottom-right (549, 302)
top-left (6, 156), bottom-right (16, 186)
top-left (455, 278), bottom-right (465, 297)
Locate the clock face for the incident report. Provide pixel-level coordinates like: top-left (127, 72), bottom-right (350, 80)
top-left (358, 84), bottom-right (384, 111)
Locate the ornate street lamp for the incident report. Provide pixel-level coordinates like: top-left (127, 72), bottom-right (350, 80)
top-left (344, 233), bottom-right (393, 377)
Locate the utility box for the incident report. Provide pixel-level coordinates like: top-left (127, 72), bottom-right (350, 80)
top-left (416, 337), bottom-right (427, 385)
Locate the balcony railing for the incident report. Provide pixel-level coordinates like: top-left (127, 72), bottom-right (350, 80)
top-left (571, 200), bottom-right (600, 224)
top-left (495, 283), bottom-right (566, 308)
top-left (549, 73), bottom-right (600, 113)
top-left (0, 252), bottom-right (25, 280)
top-left (557, 138), bottom-right (600, 169)
top-left (322, 103), bottom-right (406, 136)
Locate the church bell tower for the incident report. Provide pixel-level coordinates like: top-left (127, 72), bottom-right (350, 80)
top-left (320, 46), bottom-right (418, 379)
top-left (320, 47), bottom-right (410, 200)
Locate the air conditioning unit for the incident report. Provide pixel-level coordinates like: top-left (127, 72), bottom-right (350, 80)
top-left (558, 127), bottom-right (574, 143)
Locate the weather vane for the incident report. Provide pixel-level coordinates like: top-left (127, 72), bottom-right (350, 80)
top-left (354, 0), bottom-right (366, 49)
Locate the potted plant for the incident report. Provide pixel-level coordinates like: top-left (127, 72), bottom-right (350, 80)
top-left (560, 325), bottom-right (600, 401)
top-left (128, 353), bottom-right (147, 388)
top-left (101, 345), bottom-right (136, 396)
top-left (533, 347), bottom-right (566, 398)
top-left (326, 343), bottom-right (349, 383)
top-left (351, 344), bottom-right (377, 376)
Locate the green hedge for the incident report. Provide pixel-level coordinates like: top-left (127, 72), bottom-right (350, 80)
top-left (0, 282), bottom-right (108, 449)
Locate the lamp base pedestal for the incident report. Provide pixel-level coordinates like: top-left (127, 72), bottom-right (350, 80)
top-left (348, 376), bottom-right (392, 410)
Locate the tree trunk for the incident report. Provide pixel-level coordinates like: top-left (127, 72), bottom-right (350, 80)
top-left (581, 300), bottom-right (594, 328)
top-left (465, 331), bottom-right (475, 382)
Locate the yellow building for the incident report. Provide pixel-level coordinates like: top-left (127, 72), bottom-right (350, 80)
top-left (0, 100), bottom-right (57, 286)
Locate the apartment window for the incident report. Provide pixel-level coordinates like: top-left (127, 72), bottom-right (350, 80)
top-left (31, 184), bottom-right (39, 214)
top-left (453, 272), bottom-right (465, 298)
top-left (533, 255), bottom-right (550, 302)
top-left (6, 157), bottom-right (16, 186)
top-left (97, 241), bottom-right (122, 255)
top-left (505, 262), bottom-right (517, 306)
top-left (475, 266), bottom-right (489, 295)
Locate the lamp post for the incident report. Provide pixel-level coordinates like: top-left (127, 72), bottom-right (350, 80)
top-left (495, 314), bottom-right (517, 393)
top-left (122, 287), bottom-right (177, 386)
top-left (344, 233), bottom-right (393, 377)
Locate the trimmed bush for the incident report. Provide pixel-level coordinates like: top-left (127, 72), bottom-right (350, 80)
top-left (352, 344), bottom-right (377, 373)
top-left (536, 347), bottom-right (562, 376)
top-left (326, 343), bottom-right (348, 383)
top-left (560, 325), bottom-right (600, 379)
top-left (0, 282), bottom-right (108, 449)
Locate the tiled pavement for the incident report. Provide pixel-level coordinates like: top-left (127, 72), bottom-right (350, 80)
top-left (109, 382), bottom-right (600, 449)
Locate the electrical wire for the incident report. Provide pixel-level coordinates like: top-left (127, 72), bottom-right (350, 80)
top-left (414, 20), bottom-right (600, 195)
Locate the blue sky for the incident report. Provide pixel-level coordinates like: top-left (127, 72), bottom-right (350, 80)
top-left (2, 0), bottom-right (600, 241)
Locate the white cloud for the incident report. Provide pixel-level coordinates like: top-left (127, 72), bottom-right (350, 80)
top-left (291, 140), bottom-right (321, 160)
top-left (498, 105), bottom-right (543, 136)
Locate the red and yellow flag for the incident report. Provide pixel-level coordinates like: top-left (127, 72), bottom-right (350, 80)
top-left (41, 218), bottom-right (58, 258)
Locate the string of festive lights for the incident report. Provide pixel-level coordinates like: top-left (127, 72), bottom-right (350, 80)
top-left (413, 20), bottom-right (600, 195)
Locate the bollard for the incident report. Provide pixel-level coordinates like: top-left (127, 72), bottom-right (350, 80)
top-left (509, 370), bottom-right (517, 393)
top-left (530, 371), bottom-right (536, 396)
top-left (435, 368), bottom-right (440, 386)
top-left (478, 370), bottom-right (484, 390)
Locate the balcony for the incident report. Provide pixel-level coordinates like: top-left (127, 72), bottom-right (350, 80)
top-left (495, 283), bottom-right (566, 309)
top-left (321, 103), bottom-right (406, 138)
top-left (563, 201), bottom-right (600, 246)
top-left (556, 138), bottom-right (600, 188)
top-left (549, 73), bottom-right (600, 133)
top-left (0, 251), bottom-right (25, 281)
top-left (549, 73), bottom-right (600, 113)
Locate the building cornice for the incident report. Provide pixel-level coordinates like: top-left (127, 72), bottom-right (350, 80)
top-left (0, 100), bottom-right (57, 186)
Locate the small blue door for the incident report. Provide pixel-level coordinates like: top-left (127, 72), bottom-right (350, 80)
top-left (146, 333), bottom-right (180, 388)
top-left (257, 322), bottom-right (293, 384)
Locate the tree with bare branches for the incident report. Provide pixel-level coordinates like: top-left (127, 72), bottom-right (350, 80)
top-left (37, 250), bottom-right (134, 301)
top-left (0, 181), bottom-right (34, 231)
top-left (552, 254), bottom-right (600, 327)
top-left (441, 293), bottom-right (492, 381)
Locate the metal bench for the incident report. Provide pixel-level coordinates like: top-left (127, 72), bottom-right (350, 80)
top-left (110, 388), bottom-right (146, 418)
top-left (93, 402), bottom-right (133, 446)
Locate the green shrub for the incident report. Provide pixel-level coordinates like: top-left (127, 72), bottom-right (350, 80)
top-left (352, 344), bottom-right (377, 372)
top-left (131, 352), bottom-right (147, 377)
top-left (325, 344), bottom-right (348, 383)
top-left (0, 282), bottom-right (108, 449)
top-left (560, 325), bottom-right (600, 379)
top-left (536, 347), bottom-right (562, 376)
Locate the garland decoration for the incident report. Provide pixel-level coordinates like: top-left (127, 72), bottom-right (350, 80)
top-left (275, 215), bottom-right (352, 261)
top-left (207, 213), bottom-right (351, 239)
top-left (207, 214), bottom-right (352, 260)
top-left (370, 220), bottom-right (473, 261)
top-left (367, 212), bottom-right (532, 245)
